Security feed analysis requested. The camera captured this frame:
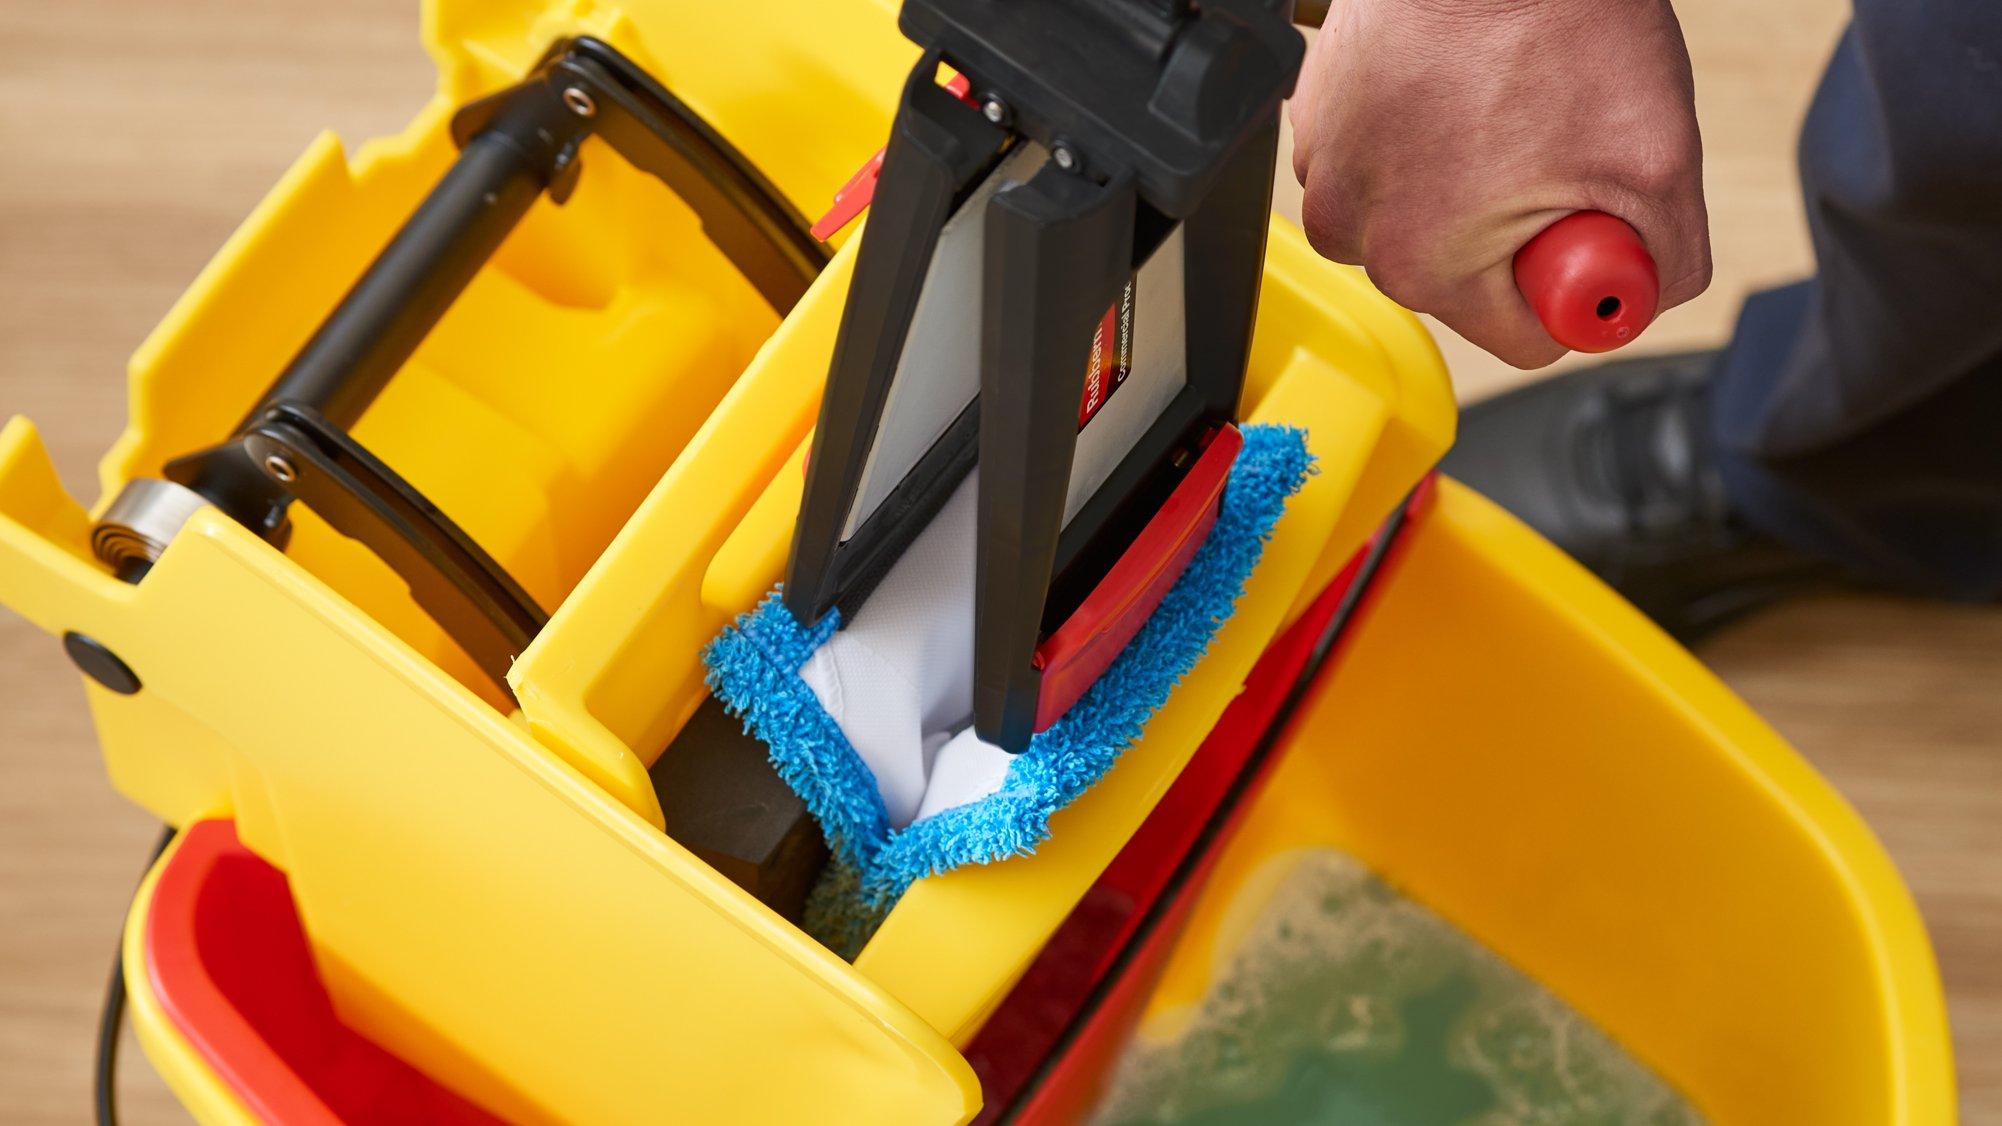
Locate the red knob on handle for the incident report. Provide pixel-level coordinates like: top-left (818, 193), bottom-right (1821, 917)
top-left (1513, 211), bottom-right (1659, 353)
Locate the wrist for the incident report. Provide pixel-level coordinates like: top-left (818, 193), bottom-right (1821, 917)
top-left (1390, 0), bottom-right (1645, 27)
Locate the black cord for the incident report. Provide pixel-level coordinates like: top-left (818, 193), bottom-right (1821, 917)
top-left (1001, 488), bottom-right (1420, 1121)
top-left (95, 824), bottom-right (178, 1126)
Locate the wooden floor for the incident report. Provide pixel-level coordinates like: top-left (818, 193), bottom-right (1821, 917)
top-left (0, 1), bottom-right (1994, 1122)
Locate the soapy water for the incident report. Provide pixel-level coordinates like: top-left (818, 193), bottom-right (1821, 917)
top-left (1092, 850), bottom-right (1704, 1126)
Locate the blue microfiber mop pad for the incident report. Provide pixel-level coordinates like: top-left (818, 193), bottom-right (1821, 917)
top-left (703, 424), bottom-right (1313, 954)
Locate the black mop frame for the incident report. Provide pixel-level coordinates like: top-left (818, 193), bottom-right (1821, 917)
top-left (784, 0), bottom-right (1305, 751)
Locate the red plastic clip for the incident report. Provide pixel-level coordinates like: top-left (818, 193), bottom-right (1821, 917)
top-left (1031, 424), bottom-right (1244, 732)
top-left (810, 74), bottom-right (976, 241)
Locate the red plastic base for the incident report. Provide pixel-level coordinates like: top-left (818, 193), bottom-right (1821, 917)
top-left (143, 821), bottom-right (503, 1124)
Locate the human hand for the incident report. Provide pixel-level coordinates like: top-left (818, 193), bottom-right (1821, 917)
top-left (1289, 0), bottom-right (1711, 367)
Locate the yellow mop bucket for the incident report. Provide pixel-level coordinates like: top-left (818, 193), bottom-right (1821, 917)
top-left (0, 0), bottom-right (1951, 1121)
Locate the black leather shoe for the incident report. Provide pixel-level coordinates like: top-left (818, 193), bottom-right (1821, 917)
top-left (1441, 351), bottom-right (1842, 642)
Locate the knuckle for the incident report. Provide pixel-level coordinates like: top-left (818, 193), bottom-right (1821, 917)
top-left (1627, 141), bottom-right (1694, 201)
top-left (1363, 249), bottom-right (1446, 313)
top-left (1684, 242), bottom-right (1715, 291)
top-left (1289, 133), bottom-right (1315, 191)
top-left (1510, 339), bottom-right (1569, 371)
top-left (1299, 187), bottom-right (1366, 265)
top-left (1663, 239), bottom-right (1714, 306)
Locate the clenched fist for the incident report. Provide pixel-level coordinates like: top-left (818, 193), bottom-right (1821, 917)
top-left (1290, 0), bottom-right (1712, 367)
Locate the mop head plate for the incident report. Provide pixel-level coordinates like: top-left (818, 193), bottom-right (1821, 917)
top-left (703, 424), bottom-right (1313, 954)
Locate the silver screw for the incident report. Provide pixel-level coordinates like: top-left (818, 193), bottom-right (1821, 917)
top-left (562, 86), bottom-right (597, 118)
top-left (981, 96), bottom-right (1010, 126)
top-left (1052, 144), bottom-right (1079, 172)
top-left (263, 454), bottom-right (298, 484)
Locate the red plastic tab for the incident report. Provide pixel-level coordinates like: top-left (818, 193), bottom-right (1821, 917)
top-left (810, 148), bottom-right (887, 241)
top-left (1032, 424), bottom-right (1244, 732)
top-left (811, 74), bottom-right (975, 241)
top-left (1513, 210), bottom-right (1660, 353)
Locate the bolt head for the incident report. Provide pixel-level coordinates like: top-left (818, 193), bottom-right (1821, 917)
top-left (263, 453), bottom-right (298, 484)
top-left (562, 86), bottom-right (597, 118)
top-left (981, 96), bottom-right (1009, 126)
top-left (63, 631), bottom-right (141, 695)
top-left (1053, 145), bottom-right (1078, 172)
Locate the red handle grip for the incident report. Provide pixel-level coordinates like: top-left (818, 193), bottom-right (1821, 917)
top-left (1513, 211), bottom-right (1659, 353)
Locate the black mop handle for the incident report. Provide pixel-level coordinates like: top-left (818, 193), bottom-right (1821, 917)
top-left (239, 92), bottom-right (591, 433)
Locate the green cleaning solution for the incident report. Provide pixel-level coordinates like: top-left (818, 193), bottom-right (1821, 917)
top-left (1092, 849), bottom-right (1705, 1125)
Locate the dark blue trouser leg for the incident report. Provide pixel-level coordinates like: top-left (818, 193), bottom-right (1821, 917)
top-left (1710, 0), bottom-right (2002, 600)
